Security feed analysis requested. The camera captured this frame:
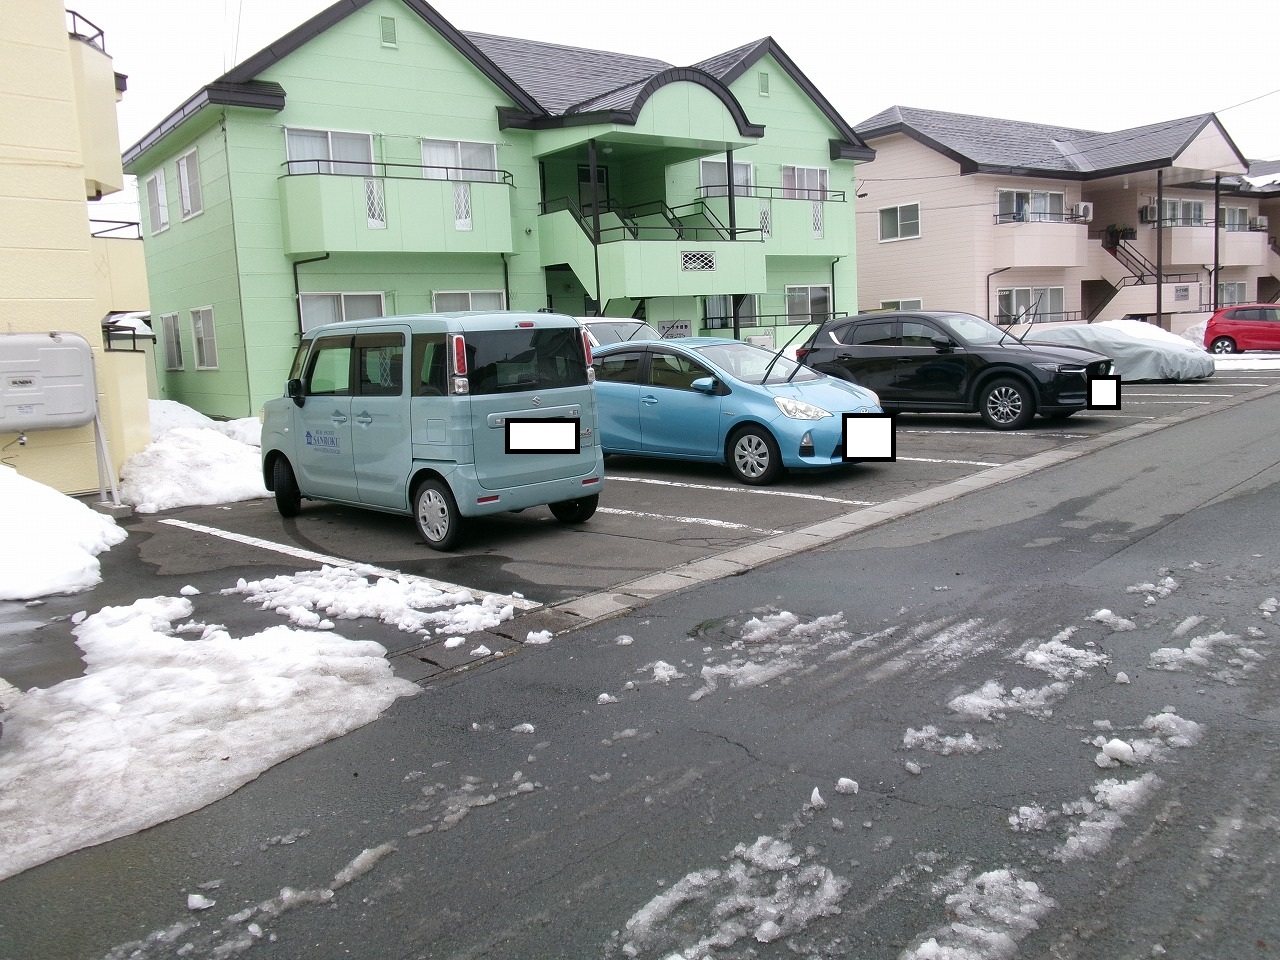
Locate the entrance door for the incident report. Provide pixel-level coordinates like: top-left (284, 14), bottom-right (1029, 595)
top-left (578, 164), bottom-right (610, 216)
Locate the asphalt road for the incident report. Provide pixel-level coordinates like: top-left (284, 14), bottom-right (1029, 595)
top-left (2, 375), bottom-right (1280, 959)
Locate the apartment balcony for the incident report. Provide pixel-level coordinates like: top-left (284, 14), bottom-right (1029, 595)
top-left (1160, 224), bottom-right (1215, 265)
top-left (992, 216), bottom-right (1087, 269)
top-left (67, 10), bottom-right (125, 199)
top-left (699, 186), bottom-right (849, 255)
top-left (278, 161), bottom-right (514, 258)
top-left (1217, 227), bottom-right (1267, 267)
top-left (89, 220), bottom-right (148, 314)
top-left (537, 198), bottom-right (766, 302)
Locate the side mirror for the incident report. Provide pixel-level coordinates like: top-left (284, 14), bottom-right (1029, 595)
top-left (690, 376), bottom-right (718, 394)
top-left (287, 378), bottom-right (305, 407)
top-left (931, 337), bottom-right (955, 353)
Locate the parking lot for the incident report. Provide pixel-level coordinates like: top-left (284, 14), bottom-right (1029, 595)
top-left (134, 368), bottom-right (1280, 624)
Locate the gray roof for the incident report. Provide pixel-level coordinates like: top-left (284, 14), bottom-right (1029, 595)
top-left (856, 105), bottom-right (1233, 178)
top-left (462, 32), bottom-right (672, 115)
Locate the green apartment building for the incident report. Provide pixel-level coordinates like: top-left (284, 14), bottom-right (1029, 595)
top-left (122, 0), bottom-right (873, 418)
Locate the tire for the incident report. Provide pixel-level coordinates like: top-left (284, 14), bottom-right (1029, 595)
top-left (978, 377), bottom-right (1035, 430)
top-left (549, 494), bottom-right (598, 524)
top-left (1209, 337), bottom-right (1237, 354)
top-left (272, 457), bottom-right (302, 518)
top-left (727, 425), bottom-right (783, 485)
top-left (414, 478), bottom-right (462, 551)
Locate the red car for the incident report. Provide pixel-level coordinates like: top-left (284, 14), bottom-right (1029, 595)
top-left (1204, 304), bottom-right (1280, 353)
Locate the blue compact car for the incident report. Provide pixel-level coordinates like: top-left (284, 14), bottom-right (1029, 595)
top-left (591, 337), bottom-right (883, 484)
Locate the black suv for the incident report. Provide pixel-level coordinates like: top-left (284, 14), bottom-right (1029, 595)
top-left (796, 311), bottom-right (1112, 429)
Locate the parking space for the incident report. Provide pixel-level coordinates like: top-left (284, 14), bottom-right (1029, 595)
top-left (136, 370), bottom-right (1280, 620)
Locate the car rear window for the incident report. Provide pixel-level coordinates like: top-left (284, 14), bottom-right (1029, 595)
top-left (467, 327), bottom-right (589, 395)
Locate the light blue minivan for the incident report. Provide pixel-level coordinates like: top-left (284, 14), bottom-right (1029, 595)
top-left (261, 312), bottom-right (604, 550)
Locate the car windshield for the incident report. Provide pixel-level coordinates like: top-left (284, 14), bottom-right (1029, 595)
top-left (938, 313), bottom-right (1013, 345)
top-left (694, 342), bottom-right (821, 384)
top-left (585, 321), bottom-right (661, 344)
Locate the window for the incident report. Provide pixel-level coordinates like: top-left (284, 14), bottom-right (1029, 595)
top-left (305, 336), bottom-right (354, 396)
top-left (782, 166), bottom-right (828, 201)
top-left (1161, 199), bottom-right (1204, 226)
top-left (411, 333), bottom-right (448, 396)
top-left (1219, 207), bottom-right (1250, 232)
top-left (785, 285), bottom-right (831, 325)
top-left (758, 72), bottom-right (770, 96)
top-left (432, 290), bottom-right (506, 312)
top-left (285, 128), bottom-right (374, 176)
top-left (901, 321), bottom-right (941, 348)
top-left (467, 327), bottom-right (589, 395)
top-left (421, 139), bottom-right (498, 183)
top-left (703, 295), bottom-right (758, 330)
top-left (593, 351), bottom-right (644, 384)
top-left (700, 159), bottom-right (752, 197)
top-left (997, 287), bottom-right (1065, 323)
top-left (379, 15), bottom-right (397, 46)
top-left (879, 203), bottom-right (920, 241)
top-left (1218, 281), bottom-right (1247, 306)
top-left (145, 171), bottom-right (169, 235)
top-left (356, 333), bottom-right (404, 396)
top-left (646, 352), bottom-right (712, 392)
top-left (176, 149), bottom-right (202, 219)
top-left (159, 313), bottom-right (182, 370)
top-left (842, 321), bottom-right (896, 346)
top-left (191, 307), bottom-right (217, 369)
top-left (997, 189), bottom-right (1064, 223)
top-left (881, 299), bottom-right (923, 311)
top-left (299, 292), bottom-right (384, 333)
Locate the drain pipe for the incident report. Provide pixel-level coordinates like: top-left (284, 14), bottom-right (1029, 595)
top-left (986, 266), bottom-right (1011, 324)
top-left (292, 253), bottom-right (330, 333)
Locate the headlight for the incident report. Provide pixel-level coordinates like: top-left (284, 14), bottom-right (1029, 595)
top-left (1032, 362), bottom-right (1086, 375)
top-left (774, 396), bottom-right (831, 420)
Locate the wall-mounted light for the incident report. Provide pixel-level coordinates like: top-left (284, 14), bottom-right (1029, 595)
top-left (602, 145), bottom-right (613, 155)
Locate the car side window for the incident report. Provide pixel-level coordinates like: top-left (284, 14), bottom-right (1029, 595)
top-left (411, 333), bottom-right (448, 396)
top-left (900, 321), bottom-right (939, 348)
top-left (646, 352), bottom-right (711, 391)
top-left (594, 351), bottom-right (643, 384)
top-left (356, 333), bottom-right (405, 397)
top-left (1231, 308), bottom-right (1261, 321)
top-left (1264, 309), bottom-right (1280, 323)
top-left (847, 321), bottom-right (898, 346)
top-left (825, 323), bottom-right (853, 345)
top-left (304, 336), bottom-right (353, 396)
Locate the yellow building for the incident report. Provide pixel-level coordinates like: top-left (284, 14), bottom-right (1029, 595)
top-left (0, 3), bottom-right (151, 496)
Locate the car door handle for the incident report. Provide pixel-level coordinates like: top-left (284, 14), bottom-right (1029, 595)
top-left (836, 354), bottom-right (854, 360)
top-left (896, 358), bottom-right (912, 363)
top-left (331, 413), bottom-right (348, 424)
top-left (355, 413), bottom-right (373, 424)
top-left (641, 395), bottom-right (658, 405)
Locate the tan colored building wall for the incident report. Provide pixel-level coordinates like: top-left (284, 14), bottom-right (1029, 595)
top-left (0, 2), bottom-right (150, 495)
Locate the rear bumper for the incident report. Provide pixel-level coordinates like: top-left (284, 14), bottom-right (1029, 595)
top-left (445, 451), bottom-right (606, 517)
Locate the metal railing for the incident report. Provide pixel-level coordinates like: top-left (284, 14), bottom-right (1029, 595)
top-left (281, 158), bottom-right (513, 185)
top-left (90, 219), bottom-right (141, 240)
top-left (539, 196), bottom-right (762, 243)
top-left (697, 184), bottom-right (846, 202)
top-left (66, 10), bottom-right (106, 51)
top-left (704, 311), bottom-right (847, 330)
top-left (993, 211), bottom-right (1091, 224)
top-left (996, 310), bottom-right (1083, 325)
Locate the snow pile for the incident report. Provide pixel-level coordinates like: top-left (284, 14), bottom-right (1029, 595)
top-left (902, 866), bottom-right (1055, 960)
top-left (903, 725), bottom-right (997, 755)
top-left (223, 566), bottom-right (516, 636)
top-left (149, 398), bottom-right (261, 447)
top-left (948, 679), bottom-right (1071, 720)
top-left (1097, 318), bottom-right (1204, 349)
top-left (0, 465), bottom-right (127, 600)
top-left (1055, 773), bottom-right (1162, 861)
top-left (691, 612), bottom-right (851, 700)
top-left (616, 835), bottom-right (848, 957)
top-left (0, 595), bottom-right (418, 881)
top-left (1087, 608), bottom-right (1136, 632)
top-left (121, 427), bottom-right (269, 513)
top-left (1020, 628), bottom-right (1109, 680)
top-left (1149, 630), bottom-right (1239, 672)
top-left (1180, 319), bottom-right (1208, 347)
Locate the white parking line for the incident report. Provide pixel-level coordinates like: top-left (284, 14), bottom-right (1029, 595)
top-left (898, 456), bottom-right (1001, 467)
top-left (1125, 400), bottom-right (1212, 405)
top-left (596, 507), bottom-right (781, 535)
top-left (157, 518), bottom-right (540, 610)
top-left (1125, 392), bottom-right (1234, 397)
top-left (901, 428), bottom-right (1088, 440)
top-left (605, 475), bottom-right (876, 506)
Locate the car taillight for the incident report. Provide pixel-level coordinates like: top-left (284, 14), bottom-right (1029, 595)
top-left (582, 329), bottom-right (593, 366)
top-left (795, 347), bottom-right (810, 361)
top-left (450, 334), bottom-right (468, 375)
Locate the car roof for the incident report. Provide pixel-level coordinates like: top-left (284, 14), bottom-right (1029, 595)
top-left (304, 311), bottom-right (581, 337)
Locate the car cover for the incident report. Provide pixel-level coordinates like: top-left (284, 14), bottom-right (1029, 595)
top-left (1025, 321), bottom-right (1215, 382)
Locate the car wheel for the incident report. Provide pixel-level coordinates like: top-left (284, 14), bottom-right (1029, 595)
top-left (549, 494), bottom-right (598, 524)
top-left (728, 426), bottom-right (783, 485)
top-left (414, 478), bottom-right (462, 551)
top-left (979, 378), bottom-right (1035, 430)
top-left (272, 457), bottom-right (302, 518)
top-left (1209, 337), bottom-right (1237, 354)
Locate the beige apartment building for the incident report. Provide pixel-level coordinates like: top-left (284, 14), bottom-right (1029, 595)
top-left (852, 107), bottom-right (1278, 331)
top-left (0, 2), bottom-right (150, 496)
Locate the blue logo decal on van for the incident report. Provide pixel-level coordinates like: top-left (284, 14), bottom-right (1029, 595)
top-left (304, 429), bottom-right (342, 454)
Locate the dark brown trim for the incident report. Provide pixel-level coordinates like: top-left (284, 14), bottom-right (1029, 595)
top-left (123, 81), bottom-right (285, 167)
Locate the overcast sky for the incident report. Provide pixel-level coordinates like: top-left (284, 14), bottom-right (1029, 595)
top-left (75, 0), bottom-right (1280, 165)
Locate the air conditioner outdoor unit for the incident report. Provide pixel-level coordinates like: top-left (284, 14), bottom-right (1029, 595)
top-left (1139, 204), bottom-right (1159, 223)
top-left (1073, 201), bottom-right (1094, 223)
top-left (1250, 215), bottom-right (1270, 230)
top-left (746, 335), bottom-right (774, 349)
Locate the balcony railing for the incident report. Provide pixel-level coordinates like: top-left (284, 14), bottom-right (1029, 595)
top-left (540, 196), bottom-right (762, 243)
top-left (996, 310), bottom-right (1084, 325)
top-left (697, 184), bottom-right (847, 202)
top-left (704, 311), bottom-right (847, 330)
top-left (281, 159), bottom-right (513, 185)
top-left (66, 10), bottom-right (106, 51)
top-left (994, 211), bottom-right (1092, 225)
